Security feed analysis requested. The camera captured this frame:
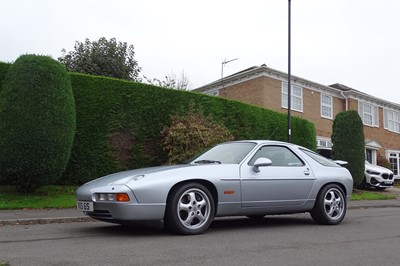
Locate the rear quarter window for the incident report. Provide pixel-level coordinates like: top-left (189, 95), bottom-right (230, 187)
top-left (300, 149), bottom-right (340, 167)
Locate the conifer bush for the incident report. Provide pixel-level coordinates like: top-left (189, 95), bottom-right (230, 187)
top-left (331, 110), bottom-right (365, 185)
top-left (0, 55), bottom-right (76, 192)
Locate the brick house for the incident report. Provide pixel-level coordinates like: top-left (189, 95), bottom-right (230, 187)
top-left (194, 64), bottom-right (400, 178)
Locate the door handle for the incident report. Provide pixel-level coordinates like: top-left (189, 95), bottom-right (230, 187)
top-left (304, 168), bottom-right (310, 175)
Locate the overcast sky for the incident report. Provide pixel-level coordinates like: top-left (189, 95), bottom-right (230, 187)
top-left (1, 0), bottom-right (399, 103)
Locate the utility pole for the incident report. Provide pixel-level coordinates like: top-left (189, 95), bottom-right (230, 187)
top-left (287, 0), bottom-right (292, 143)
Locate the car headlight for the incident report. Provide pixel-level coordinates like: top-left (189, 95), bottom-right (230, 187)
top-left (366, 170), bottom-right (380, 175)
top-left (94, 193), bottom-right (130, 202)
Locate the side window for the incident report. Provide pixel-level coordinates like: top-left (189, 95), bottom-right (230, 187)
top-left (248, 146), bottom-right (304, 166)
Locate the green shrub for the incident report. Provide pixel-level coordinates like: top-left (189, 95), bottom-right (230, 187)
top-left (161, 104), bottom-right (234, 163)
top-left (331, 110), bottom-right (365, 185)
top-left (377, 157), bottom-right (392, 170)
top-left (0, 55), bottom-right (76, 192)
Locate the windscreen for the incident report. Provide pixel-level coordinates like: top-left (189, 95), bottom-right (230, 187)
top-left (189, 142), bottom-right (257, 164)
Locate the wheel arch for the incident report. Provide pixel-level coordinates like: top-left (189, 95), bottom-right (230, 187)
top-left (316, 182), bottom-right (348, 199)
top-left (165, 179), bottom-right (219, 216)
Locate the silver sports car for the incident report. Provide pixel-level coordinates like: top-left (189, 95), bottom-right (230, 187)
top-left (76, 140), bottom-right (353, 235)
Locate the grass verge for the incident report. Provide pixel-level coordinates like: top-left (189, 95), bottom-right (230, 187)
top-left (0, 261), bottom-right (10, 266)
top-left (351, 189), bottom-right (396, 201)
top-left (0, 186), bottom-right (76, 210)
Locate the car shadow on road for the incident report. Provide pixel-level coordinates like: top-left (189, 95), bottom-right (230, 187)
top-left (210, 215), bottom-right (315, 232)
top-left (77, 215), bottom-right (315, 237)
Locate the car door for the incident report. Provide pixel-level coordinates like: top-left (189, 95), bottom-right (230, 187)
top-left (240, 145), bottom-right (315, 208)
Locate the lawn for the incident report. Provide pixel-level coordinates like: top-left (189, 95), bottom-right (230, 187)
top-left (0, 186), bottom-right (77, 210)
top-left (0, 185), bottom-right (396, 210)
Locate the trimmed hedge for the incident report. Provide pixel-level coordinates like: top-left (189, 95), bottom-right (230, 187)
top-left (0, 60), bottom-right (316, 185)
top-left (0, 62), bottom-right (11, 92)
top-left (62, 73), bottom-right (316, 184)
top-left (0, 55), bottom-right (76, 191)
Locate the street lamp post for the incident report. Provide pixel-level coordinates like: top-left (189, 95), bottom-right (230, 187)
top-left (287, 0), bottom-right (292, 143)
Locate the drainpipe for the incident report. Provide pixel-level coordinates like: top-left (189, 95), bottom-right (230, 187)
top-left (341, 91), bottom-right (348, 111)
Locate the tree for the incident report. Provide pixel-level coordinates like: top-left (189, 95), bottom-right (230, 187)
top-left (0, 55), bottom-right (76, 192)
top-left (331, 110), bottom-right (365, 186)
top-left (58, 37), bottom-right (141, 81)
top-left (144, 70), bottom-right (192, 90)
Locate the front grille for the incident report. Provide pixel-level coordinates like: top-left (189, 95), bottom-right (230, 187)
top-left (382, 173), bottom-right (394, 180)
top-left (86, 210), bottom-right (113, 219)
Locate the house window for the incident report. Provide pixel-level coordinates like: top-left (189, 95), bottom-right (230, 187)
top-left (384, 109), bottom-right (400, 133)
top-left (206, 90), bottom-right (219, 96)
top-left (387, 152), bottom-right (400, 176)
top-left (321, 94), bottom-right (333, 119)
top-left (282, 82), bottom-right (303, 112)
top-left (358, 101), bottom-right (379, 127)
top-left (365, 149), bottom-right (377, 165)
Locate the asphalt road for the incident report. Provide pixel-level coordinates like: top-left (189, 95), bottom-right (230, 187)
top-left (1, 208), bottom-right (399, 266)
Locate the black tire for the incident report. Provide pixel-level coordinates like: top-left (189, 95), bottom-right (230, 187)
top-left (165, 183), bottom-right (215, 235)
top-left (310, 184), bottom-right (346, 225)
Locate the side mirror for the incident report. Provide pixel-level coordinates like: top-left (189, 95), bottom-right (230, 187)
top-left (253, 158), bottom-right (272, 173)
top-left (333, 160), bottom-right (348, 166)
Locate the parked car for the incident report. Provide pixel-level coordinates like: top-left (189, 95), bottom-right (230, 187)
top-left (76, 140), bottom-right (353, 235)
top-left (363, 161), bottom-right (394, 190)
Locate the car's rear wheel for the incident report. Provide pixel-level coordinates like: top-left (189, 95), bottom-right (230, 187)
top-left (165, 183), bottom-right (215, 235)
top-left (310, 184), bottom-right (346, 225)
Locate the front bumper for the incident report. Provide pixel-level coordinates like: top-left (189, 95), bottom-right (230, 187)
top-left (368, 177), bottom-right (394, 188)
top-left (83, 201), bottom-right (166, 223)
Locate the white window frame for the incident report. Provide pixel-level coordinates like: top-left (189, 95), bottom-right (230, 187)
top-left (320, 94), bottom-right (333, 119)
top-left (383, 109), bottom-right (400, 133)
top-left (386, 150), bottom-right (400, 177)
top-left (281, 82), bottom-right (303, 112)
top-left (358, 101), bottom-right (379, 127)
top-left (316, 136), bottom-right (332, 149)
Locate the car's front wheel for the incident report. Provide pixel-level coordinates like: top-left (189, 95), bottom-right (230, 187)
top-left (310, 184), bottom-right (346, 225)
top-left (165, 183), bottom-right (215, 235)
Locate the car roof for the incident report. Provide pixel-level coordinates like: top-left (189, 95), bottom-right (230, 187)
top-left (229, 140), bottom-right (301, 148)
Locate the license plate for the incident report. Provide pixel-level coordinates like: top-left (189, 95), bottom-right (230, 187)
top-left (77, 201), bottom-right (94, 212)
top-left (384, 181), bottom-right (393, 185)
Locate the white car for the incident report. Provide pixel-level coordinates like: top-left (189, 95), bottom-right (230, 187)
top-left (364, 161), bottom-right (394, 190)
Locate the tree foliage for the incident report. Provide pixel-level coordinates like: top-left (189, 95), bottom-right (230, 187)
top-left (161, 105), bottom-right (234, 164)
top-left (0, 55), bottom-right (76, 192)
top-left (331, 110), bottom-right (365, 185)
top-left (58, 37), bottom-right (141, 81)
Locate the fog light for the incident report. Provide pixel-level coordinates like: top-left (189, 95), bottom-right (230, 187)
top-left (116, 193), bottom-right (130, 202)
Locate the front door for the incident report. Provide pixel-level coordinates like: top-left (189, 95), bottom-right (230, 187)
top-left (240, 145), bottom-right (315, 208)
